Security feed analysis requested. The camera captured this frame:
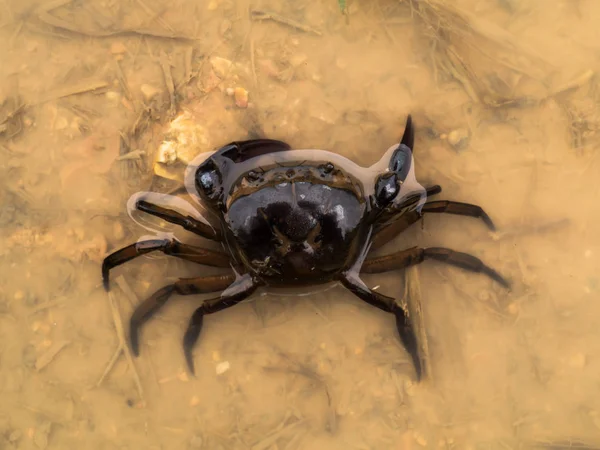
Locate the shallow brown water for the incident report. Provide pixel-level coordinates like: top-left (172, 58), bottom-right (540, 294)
top-left (1, 0), bottom-right (600, 449)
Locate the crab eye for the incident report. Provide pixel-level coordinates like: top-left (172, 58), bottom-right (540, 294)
top-left (195, 159), bottom-right (222, 198)
top-left (389, 144), bottom-right (412, 182)
top-left (374, 172), bottom-right (400, 207)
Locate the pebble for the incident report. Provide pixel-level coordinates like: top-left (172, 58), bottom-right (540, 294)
top-left (215, 361), bottom-right (230, 375)
top-left (105, 91), bottom-right (121, 105)
top-left (210, 56), bottom-right (232, 78)
top-left (110, 42), bottom-right (127, 55)
top-left (234, 87), bottom-right (249, 108)
top-left (140, 84), bottom-right (160, 102)
top-left (190, 435), bottom-right (203, 448)
top-left (113, 222), bottom-right (125, 241)
top-left (447, 128), bottom-right (470, 150)
top-left (569, 352), bottom-right (586, 368)
top-left (219, 19), bottom-right (231, 35)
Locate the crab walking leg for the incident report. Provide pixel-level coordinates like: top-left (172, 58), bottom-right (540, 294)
top-left (361, 246), bottom-right (510, 288)
top-left (182, 274), bottom-right (259, 374)
top-left (340, 274), bottom-right (422, 380)
top-left (420, 200), bottom-right (496, 230)
top-left (129, 273), bottom-right (238, 357)
top-left (102, 239), bottom-right (232, 290)
top-left (136, 200), bottom-right (222, 241)
top-left (372, 195), bottom-right (496, 250)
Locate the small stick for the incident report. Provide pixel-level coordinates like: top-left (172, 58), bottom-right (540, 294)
top-left (117, 149), bottom-right (146, 161)
top-left (34, 0), bottom-right (197, 41)
top-left (405, 266), bottom-right (432, 382)
top-left (115, 275), bottom-right (140, 308)
top-left (97, 344), bottom-right (123, 387)
top-left (250, 37), bottom-right (258, 88)
top-left (114, 59), bottom-right (134, 104)
top-left (250, 9), bottom-right (322, 36)
top-left (107, 291), bottom-right (145, 401)
top-left (183, 46), bottom-right (193, 84)
top-left (159, 52), bottom-right (176, 117)
top-left (35, 340), bottom-right (71, 371)
top-left (28, 298), bottom-right (67, 314)
top-left (490, 218), bottom-right (570, 241)
top-left (251, 419), bottom-right (307, 450)
top-left (35, 79), bottom-right (108, 105)
top-left (135, 0), bottom-right (173, 33)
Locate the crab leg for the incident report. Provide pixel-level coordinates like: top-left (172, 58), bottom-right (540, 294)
top-left (128, 274), bottom-right (237, 357)
top-left (182, 274), bottom-right (258, 374)
top-left (129, 273), bottom-right (258, 375)
top-left (372, 196), bottom-right (496, 250)
top-left (361, 246), bottom-right (510, 288)
top-left (340, 273), bottom-right (422, 380)
top-left (102, 239), bottom-right (232, 290)
top-left (135, 200), bottom-right (222, 241)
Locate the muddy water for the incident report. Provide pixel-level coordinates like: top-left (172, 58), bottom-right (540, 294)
top-left (1, 0), bottom-right (599, 449)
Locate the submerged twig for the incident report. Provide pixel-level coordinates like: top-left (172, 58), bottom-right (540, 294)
top-left (251, 418), bottom-right (307, 450)
top-left (404, 265), bottom-right (432, 382)
top-left (533, 440), bottom-right (600, 450)
top-left (35, 340), bottom-right (71, 371)
top-left (34, 0), bottom-right (197, 40)
top-left (159, 51), bottom-right (177, 117)
top-left (490, 218), bottom-right (570, 241)
top-left (98, 291), bottom-right (145, 402)
top-left (35, 79), bottom-right (108, 105)
top-left (250, 9), bottom-right (322, 36)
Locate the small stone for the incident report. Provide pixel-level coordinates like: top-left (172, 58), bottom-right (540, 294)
top-left (234, 87), bottom-right (248, 108)
top-left (140, 84), bottom-right (160, 102)
top-left (207, 0), bottom-right (218, 10)
top-left (569, 352), bottom-right (586, 368)
top-left (110, 42), bottom-right (127, 55)
top-left (413, 431), bottom-right (427, 446)
top-left (215, 361), bottom-right (230, 375)
top-left (210, 56), bottom-right (232, 78)
top-left (113, 222), bottom-right (125, 241)
top-left (219, 19), bottom-right (232, 35)
top-left (51, 113), bottom-right (69, 131)
top-left (8, 429), bottom-right (22, 443)
top-left (190, 435), bottom-right (203, 449)
top-left (335, 57), bottom-right (348, 70)
top-left (14, 290), bottom-right (24, 301)
top-left (507, 302), bottom-right (519, 315)
top-left (225, 87), bottom-right (234, 96)
top-left (189, 396), bottom-right (200, 407)
top-left (156, 141), bottom-right (178, 165)
top-left (105, 91), bottom-right (121, 105)
top-left (290, 53), bottom-right (308, 67)
top-left (447, 128), bottom-right (470, 150)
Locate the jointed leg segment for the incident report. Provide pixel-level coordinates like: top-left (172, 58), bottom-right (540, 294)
top-left (129, 273), bottom-right (258, 374)
top-left (102, 238), bottom-right (232, 290)
top-left (362, 246), bottom-right (509, 287)
top-left (341, 274), bottom-right (422, 380)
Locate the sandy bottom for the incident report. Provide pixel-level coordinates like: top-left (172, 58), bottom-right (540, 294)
top-left (1, 0), bottom-right (599, 448)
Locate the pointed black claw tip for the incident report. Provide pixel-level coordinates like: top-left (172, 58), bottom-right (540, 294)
top-left (185, 353), bottom-right (196, 377)
top-left (102, 264), bottom-right (110, 291)
top-left (413, 364), bottom-right (423, 383)
top-left (129, 333), bottom-right (140, 357)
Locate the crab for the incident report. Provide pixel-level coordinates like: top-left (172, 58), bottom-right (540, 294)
top-left (102, 115), bottom-right (509, 381)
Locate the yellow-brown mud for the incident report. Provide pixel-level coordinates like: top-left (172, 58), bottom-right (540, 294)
top-left (1, 0), bottom-right (599, 449)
